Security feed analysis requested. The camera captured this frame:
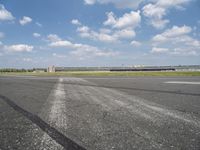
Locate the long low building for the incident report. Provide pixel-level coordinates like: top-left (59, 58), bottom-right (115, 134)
top-left (110, 68), bottom-right (176, 72)
top-left (31, 65), bottom-right (200, 72)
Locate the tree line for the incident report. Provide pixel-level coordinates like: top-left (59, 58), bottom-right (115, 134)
top-left (0, 68), bottom-right (45, 73)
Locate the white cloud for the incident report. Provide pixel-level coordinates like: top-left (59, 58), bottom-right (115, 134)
top-left (71, 19), bottom-right (81, 25)
top-left (152, 25), bottom-right (192, 43)
top-left (95, 33), bottom-right (118, 42)
top-left (49, 34), bottom-right (119, 59)
top-left (33, 33), bottom-right (41, 38)
top-left (47, 34), bottom-right (61, 42)
top-left (84, 0), bottom-right (144, 9)
top-left (70, 46), bottom-right (119, 59)
top-left (36, 22), bottom-right (42, 27)
top-left (142, 0), bottom-right (191, 29)
top-left (19, 16), bottom-right (32, 25)
top-left (156, 0), bottom-right (191, 8)
top-left (99, 28), bottom-right (112, 34)
top-left (114, 29), bottom-right (136, 39)
top-left (171, 47), bottom-right (198, 56)
top-left (0, 32), bottom-right (4, 39)
top-left (23, 58), bottom-right (32, 62)
top-left (103, 12), bottom-right (116, 26)
top-left (151, 47), bottom-right (169, 53)
top-left (173, 44), bottom-right (199, 56)
top-left (143, 3), bottom-right (169, 29)
top-left (77, 25), bottom-right (117, 42)
top-left (76, 11), bottom-right (140, 43)
top-left (130, 40), bottom-right (141, 47)
top-left (104, 11), bottom-right (141, 29)
top-left (49, 40), bottom-right (72, 47)
top-left (77, 25), bottom-right (136, 42)
top-left (151, 25), bottom-right (200, 56)
top-left (4, 44), bottom-right (33, 52)
top-left (84, 0), bottom-right (96, 5)
top-left (0, 52), bottom-right (3, 56)
top-left (0, 4), bottom-right (14, 21)
top-left (179, 36), bottom-right (200, 47)
top-left (77, 26), bottom-right (90, 33)
top-left (52, 53), bottom-right (67, 58)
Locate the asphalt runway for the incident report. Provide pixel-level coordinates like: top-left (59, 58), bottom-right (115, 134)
top-left (0, 76), bottom-right (200, 150)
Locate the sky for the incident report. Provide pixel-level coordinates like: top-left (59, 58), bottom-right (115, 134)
top-left (0, 0), bottom-right (200, 68)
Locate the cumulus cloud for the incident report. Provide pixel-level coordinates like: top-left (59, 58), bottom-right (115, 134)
top-left (151, 47), bottom-right (169, 53)
top-left (103, 12), bottom-right (116, 26)
top-left (47, 34), bottom-right (61, 42)
top-left (94, 33), bottom-right (117, 42)
top-left (171, 47), bottom-right (198, 56)
top-left (142, 0), bottom-right (191, 29)
top-left (23, 58), bottom-right (32, 62)
top-left (130, 40), bottom-right (141, 47)
top-left (71, 19), bottom-right (81, 25)
top-left (33, 32), bottom-right (41, 38)
top-left (0, 4), bottom-right (14, 21)
top-left (77, 26), bottom-right (90, 33)
top-left (151, 25), bottom-right (200, 56)
top-left (49, 34), bottom-right (119, 59)
top-left (84, 0), bottom-right (96, 5)
top-left (143, 4), bottom-right (169, 29)
top-left (69, 46), bottom-right (119, 59)
top-left (19, 16), bottom-right (32, 25)
top-left (49, 40), bottom-right (72, 47)
top-left (52, 53), bottom-right (67, 58)
top-left (104, 11), bottom-right (141, 29)
top-left (152, 25), bottom-right (192, 43)
top-left (75, 11), bottom-right (141, 43)
top-left (84, 0), bottom-right (144, 9)
top-left (76, 25), bottom-right (136, 42)
top-left (77, 26), bottom-right (118, 42)
top-left (114, 29), bottom-right (136, 39)
top-left (36, 22), bottom-right (42, 27)
top-left (4, 44), bottom-right (33, 52)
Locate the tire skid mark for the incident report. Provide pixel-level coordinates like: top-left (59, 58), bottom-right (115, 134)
top-left (23, 77), bottom-right (87, 150)
top-left (0, 93), bottom-right (86, 150)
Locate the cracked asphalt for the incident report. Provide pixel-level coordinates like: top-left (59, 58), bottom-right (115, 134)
top-left (0, 76), bottom-right (200, 150)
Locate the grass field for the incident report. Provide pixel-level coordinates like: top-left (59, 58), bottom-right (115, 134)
top-left (1, 71), bottom-right (200, 77)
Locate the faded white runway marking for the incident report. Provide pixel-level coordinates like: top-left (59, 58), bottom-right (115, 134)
top-left (48, 78), bottom-right (67, 128)
top-left (31, 78), bottom-right (67, 150)
top-left (165, 81), bottom-right (200, 85)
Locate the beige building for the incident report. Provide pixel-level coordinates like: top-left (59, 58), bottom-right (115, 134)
top-left (47, 66), bottom-right (56, 73)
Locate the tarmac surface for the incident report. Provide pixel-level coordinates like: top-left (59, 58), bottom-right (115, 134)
top-left (0, 76), bottom-right (200, 150)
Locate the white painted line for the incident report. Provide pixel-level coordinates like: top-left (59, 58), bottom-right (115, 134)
top-left (31, 77), bottom-right (67, 149)
top-left (165, 81), bottom-right (200, 85)
top-left (49, 77), bottom-right (67, 128)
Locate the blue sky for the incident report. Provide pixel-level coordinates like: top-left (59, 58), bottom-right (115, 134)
top-left (0, 0), bottom-right (200, 68)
